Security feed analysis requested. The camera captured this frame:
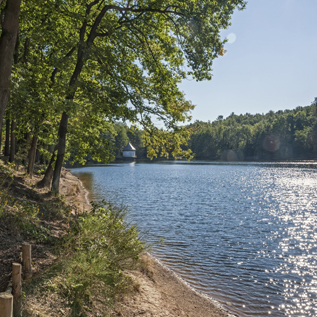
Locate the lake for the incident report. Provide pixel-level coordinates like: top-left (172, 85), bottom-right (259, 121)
top-left (71, 161), bottom-right (317, 316)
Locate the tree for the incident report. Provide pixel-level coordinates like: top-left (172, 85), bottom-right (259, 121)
top-left (8, 0), bottom-right (245, 192)
top-left (113, 123), bottom-right (129, 156)
top-left (186, 103), bottom-right (317, 161)
top-left (127, 126), bottom-right (146, 158)
top-left (0, 0), bottom-right (21, 143)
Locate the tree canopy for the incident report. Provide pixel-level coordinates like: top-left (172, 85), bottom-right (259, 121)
top-left (0, 0), bottom-right (246, 192)
top-left (187, 103), bottom-right (317, 161)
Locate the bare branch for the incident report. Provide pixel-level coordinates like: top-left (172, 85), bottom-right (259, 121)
top-left (95, 31), bottom-right (110, 37)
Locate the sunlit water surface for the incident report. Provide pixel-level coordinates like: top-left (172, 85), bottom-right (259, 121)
top-left (71, 162), bottom-right (317, 316)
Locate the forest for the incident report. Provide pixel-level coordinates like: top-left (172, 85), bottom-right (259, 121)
top-left (187, 102), bottom-right (317, 161)
top-left (110, 101), bottom-right (317, 162)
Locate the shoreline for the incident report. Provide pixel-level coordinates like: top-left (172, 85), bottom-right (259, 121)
top-left (64, 168), bottom-right (91, 207)
top-left (71, 169), bottom-right (237, 317)
top-left (147, 253), bottom-right (237, 317)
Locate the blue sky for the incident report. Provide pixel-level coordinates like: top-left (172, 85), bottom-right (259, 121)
top-left (180, 0), bottom-right (317, 123)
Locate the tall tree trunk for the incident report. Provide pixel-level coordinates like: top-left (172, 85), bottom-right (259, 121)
top-left (40, 153), bottom-right (45, 165)
top-left (4, 119), bottom-right (10, 156)
top-left (25, 132), bottom-right (31, 144)
top-left (0, 0), bottom-right (21, 136)
top-left (27, 135), bottom-right (38, 178)
top-left (0, 122), bottom-right (2, 154)
top-left (9, 119), bottom-right (16, 163)
top-left (52, 112), bottom-right (69, 194)
top-left (35, 148), bottom-right (40, 163)
top-left (51, 34), bottom-right (86, 194)
top-left (37, 147), bottom-right (56, 188)
top-left (22, 132), bottom-right (31, 166)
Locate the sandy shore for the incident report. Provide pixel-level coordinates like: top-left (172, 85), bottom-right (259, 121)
top-left (60, 168), bottom-right (91, 212)
top-left (68, 170), bottom-right (237, 317)
top-left (112, 253), bottom-right (236, 317)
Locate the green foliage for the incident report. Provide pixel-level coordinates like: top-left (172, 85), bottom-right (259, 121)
top-left (0, 194), bottom-right (51, 244)
top-left (12, 204), bottom-right (51, 243)
top-left (127, 126), bottom-right (147, 158)
top-left (113, 123), bottom-right (130, 156)
top-left (187, 104), bottom-right (317, 161)
top-left (3, 0), bottom-right (246, 174)
top-left (0, 185), bottom-right (52, 243)
top-left (46, 200), bottom-right (145, 315)
top-left (0, 165), bottom-right (14, 217)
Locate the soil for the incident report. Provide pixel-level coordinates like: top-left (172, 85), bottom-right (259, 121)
top-left (113, 254), bottom-right (235, 317)
top-left (0, 166), bottom-right (90, 292)
top-left (0, 165), bottom-right (235, 317)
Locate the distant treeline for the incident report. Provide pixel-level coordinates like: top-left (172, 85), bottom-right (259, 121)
top-left (186, 104), bottom-right (317, 161)
top-left (101, 103), bottom-right (317, 162)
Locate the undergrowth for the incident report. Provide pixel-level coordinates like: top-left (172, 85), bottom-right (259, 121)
top-left (0, 162), bottom-right (70, 243)
top-left (26, 200), bottom-right (145, 316)
top-left (0, 162), bottom-right (145, 316)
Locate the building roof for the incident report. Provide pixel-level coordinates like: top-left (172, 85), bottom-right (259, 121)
top-left (123, 142), bottom-right (136, 151)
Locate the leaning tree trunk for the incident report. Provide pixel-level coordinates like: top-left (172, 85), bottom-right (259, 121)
top-left (51, 36), bottom-right (85, 194)
top-left (37, 146), bottom-right (57, 188)
top-left (0, 0), bottom-right (21, 136)
top-left (4, 119), bottom-right (10, 156)
top-left (27, 135), bottom-right (38, 178)
top-left (9, 119), bottom-right (16, 163)
top-left (51, 111), bottom-right (69, 194)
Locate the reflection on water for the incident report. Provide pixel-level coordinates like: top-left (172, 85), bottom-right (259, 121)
top-left (71, 162), bottom-right (317, 316)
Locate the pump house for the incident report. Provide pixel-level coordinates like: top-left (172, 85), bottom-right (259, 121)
top-left (122, 142), bottom-right (137, 159)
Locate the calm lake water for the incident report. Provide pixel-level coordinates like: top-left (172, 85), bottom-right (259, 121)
top-left (71, 162), bottom-right (317, 316)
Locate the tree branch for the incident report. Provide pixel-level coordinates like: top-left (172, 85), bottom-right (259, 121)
top-left (104, 4), bottom-right (184, 16)
top-left (89, 3), bottom-right (184, 43)
top-left (127, 22), bottom-right (160, 69)
top-left (50, 46), bottom-right (76, 85)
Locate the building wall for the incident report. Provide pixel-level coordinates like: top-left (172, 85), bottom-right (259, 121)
top-left (123, 151), bottom-right (136, 157)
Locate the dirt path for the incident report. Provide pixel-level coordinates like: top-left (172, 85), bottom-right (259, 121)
top-left (0, 167), bottom-right (90, 293)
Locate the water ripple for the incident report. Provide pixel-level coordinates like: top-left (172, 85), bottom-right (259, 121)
top-left (72, 162), bottom-right (317, 316)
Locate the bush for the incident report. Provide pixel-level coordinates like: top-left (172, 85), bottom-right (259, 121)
top-left (53, 200), bottom-right (145, 316)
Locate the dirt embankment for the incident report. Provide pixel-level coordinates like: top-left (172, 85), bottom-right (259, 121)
top-left (0, 166), bottom-right (235, 317)
top-left (0, 167), bottom-right (90, 293)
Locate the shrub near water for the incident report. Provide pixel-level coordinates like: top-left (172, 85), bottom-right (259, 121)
top-left (55, 201), bottom-right (145, 315)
